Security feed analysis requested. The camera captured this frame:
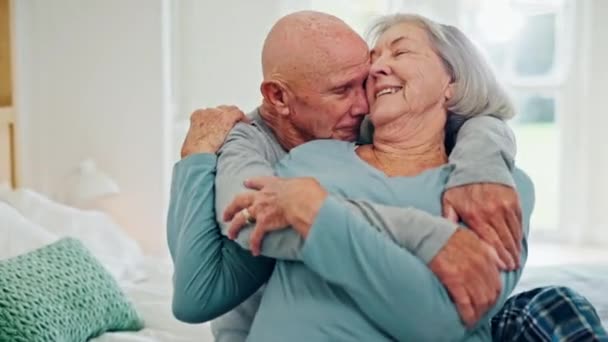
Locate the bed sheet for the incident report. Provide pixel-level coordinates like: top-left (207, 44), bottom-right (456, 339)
top-left (92, 257), bottom-right (214, 342)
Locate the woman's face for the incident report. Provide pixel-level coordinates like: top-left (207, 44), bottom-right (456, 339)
top-left (366, 22), bottom-right (454, 126)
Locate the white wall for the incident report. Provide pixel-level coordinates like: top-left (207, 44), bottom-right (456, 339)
top-left (11, 0), bottom-right (288, 254)
top-left (174, 0), bottom-right (282, 122)
top-left (12, 0), bottom-right (173, 254)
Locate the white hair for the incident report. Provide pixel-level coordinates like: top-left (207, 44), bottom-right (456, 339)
top-left (367, 14), bottom-right (515, 119)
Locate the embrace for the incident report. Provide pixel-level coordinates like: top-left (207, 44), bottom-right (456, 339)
top-left (168, 11), bottom-right (607, 342)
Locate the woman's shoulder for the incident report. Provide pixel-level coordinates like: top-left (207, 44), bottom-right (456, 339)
top-left (288, 140), bottom-right (357, 159)
top-left (276, 140), bottom-right (357, 177)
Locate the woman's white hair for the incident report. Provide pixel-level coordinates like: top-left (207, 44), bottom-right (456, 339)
top-left (367, 14), bottom-right (515, 119)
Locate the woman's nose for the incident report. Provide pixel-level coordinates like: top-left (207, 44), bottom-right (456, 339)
top-left (370, 57), bottom-right (391, 77)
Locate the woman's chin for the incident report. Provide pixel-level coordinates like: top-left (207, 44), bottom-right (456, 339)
top-left (368, 110), bottom-right (398, 128)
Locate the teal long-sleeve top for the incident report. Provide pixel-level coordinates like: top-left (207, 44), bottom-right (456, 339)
top-left (243, 140), bottom-right (534, 342)
top-left (167, 109), bottom-right (523, 340)
top-left (167, 137), bottom-right (534, 341)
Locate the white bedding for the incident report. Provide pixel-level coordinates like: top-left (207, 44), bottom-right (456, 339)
top-left (92, 257), bottom-right (214, 342)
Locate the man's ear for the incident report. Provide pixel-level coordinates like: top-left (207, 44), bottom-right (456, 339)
top-left (260, 80), bottom-right (291, 116)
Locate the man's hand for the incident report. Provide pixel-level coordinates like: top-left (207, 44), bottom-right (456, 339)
top-left (429, 229), bottom-right (503, 328)
top-left (180, 106), bottom-right (250, 158)
top-left (442, 183), bottom-right (522, 271)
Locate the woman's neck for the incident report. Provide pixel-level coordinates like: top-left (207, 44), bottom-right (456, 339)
top-left (363, 110), bottom-right (448, 177)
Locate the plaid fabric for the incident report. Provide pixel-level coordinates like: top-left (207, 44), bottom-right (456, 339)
top-left (491, 286), bottom-right (608, 342)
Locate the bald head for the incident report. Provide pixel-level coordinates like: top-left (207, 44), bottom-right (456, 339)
top-left (262, 11), bottom-right (368, 85)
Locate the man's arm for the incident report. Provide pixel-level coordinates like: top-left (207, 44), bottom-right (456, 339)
top-left (444, 115), bottom-right (523, 270)
top-left (300, 172), bottom-right (534, 341)
top-left (447, 115), bottom-right (516, 188)
top-left (167, 154), bottom-right (275, 323)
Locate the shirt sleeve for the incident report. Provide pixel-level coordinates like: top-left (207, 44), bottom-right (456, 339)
top-left (215, 124), bottom-right (306, 260)
top-left (217, 125), bottom-right (457, 263)
top-left (166, 153), bottom-right (274, 324)
top-left (300, 171), bottom-right (535, 341)
top-left (340, 199), bottom-right (457, 263)
top-left (446, 115), bottom-right (517, 189)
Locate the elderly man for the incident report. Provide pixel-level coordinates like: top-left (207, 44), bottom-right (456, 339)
top-left (168, 10), bottom-right (606, 342)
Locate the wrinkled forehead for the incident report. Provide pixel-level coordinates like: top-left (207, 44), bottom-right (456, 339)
top-left (298, 43), bottom-right (370, 88)
top-left (372, 22), bottom-right (431, 52)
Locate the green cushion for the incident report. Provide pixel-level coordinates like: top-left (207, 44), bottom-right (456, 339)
top-left (0, 237), bottom-right (144, 342)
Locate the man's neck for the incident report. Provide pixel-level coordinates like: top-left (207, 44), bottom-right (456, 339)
top-left (259, 103), bottom-right (309, 151)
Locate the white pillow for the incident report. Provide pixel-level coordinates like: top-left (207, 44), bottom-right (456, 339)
top-left (0, 188), bottom-right (146, 283)
top-left (0, 201), bottom-right (58, 260)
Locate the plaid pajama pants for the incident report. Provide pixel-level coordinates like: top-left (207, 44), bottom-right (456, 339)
top-left (491, 286), bottom-right (608, 341)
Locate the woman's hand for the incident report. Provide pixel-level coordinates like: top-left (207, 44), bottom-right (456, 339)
top-left (223, 176), bottom-right (328, 256)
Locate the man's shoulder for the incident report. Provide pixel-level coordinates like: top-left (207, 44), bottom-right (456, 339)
top-left (220, 114), bottom-right (284, 162)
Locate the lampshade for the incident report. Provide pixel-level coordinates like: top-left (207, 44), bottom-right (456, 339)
top-left (65, 159), bottom-right (120, 206)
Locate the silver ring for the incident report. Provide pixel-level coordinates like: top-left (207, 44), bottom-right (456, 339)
top-left (242, 208), bottom-right (255, 224)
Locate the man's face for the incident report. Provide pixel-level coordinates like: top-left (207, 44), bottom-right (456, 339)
top-left (288, 44), bottom-right (371, 142)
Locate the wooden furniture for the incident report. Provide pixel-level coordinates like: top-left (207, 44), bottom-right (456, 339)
top-left (0, 0), bottom-right (16, 188)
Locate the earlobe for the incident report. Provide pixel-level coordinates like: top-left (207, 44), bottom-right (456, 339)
top-left (444, 82), bottom-right (455, 102)
top-left (261, 80), bottom-right (290, 116)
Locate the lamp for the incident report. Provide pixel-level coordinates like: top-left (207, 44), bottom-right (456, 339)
top-left (64, 159), bottom-right (120, 206)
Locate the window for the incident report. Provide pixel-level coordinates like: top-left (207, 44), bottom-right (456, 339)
top-left (459, 0), bottom-right (573, 233)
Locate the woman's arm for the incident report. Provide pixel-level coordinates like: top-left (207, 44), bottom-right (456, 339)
top-left (298, 170), bottom-right (535, 341)
top-left (218, 125), bottom-right (456, 264)
top-left (167, 153), bottom-right (274, 323)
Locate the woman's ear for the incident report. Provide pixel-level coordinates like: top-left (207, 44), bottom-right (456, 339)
top-left (444, 82), bottom-right (455, 103)
top-left (260, 80), bottom-right (291, 116)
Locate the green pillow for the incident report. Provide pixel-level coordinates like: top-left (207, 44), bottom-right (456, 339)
top-left (0, 237), bottom-right (144, 342)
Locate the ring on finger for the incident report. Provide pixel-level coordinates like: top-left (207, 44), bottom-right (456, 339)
top-left (242, 208), bottom-right (256, 224)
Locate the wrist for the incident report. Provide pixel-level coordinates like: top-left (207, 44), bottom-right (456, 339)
top-left (288, 192), bottom-right (328, 238)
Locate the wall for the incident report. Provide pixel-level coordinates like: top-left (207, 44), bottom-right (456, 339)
top-left (173, 0), bottom-right (282, 122)
top-left (11, 0), bottom-right (286, 254)
top-left (12, 0), bottom-right (173, 254)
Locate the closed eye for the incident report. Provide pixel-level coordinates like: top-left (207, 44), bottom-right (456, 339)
top-left (333, 85), bottom-right (349, 95)
top-left (394, 49), bottom-right (411, 57)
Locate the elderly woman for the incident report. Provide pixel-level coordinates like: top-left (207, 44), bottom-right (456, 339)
top-left (219, 14), bottom-right (605, 341)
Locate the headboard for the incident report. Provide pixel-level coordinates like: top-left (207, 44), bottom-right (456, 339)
top-left (0, 106), bottom-right (17, 188)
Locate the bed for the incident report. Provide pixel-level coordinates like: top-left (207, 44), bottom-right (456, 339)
top-left (1, 112), bottom-right (605, 340)
top-left (516, 264), bottom-right (608, 324)
top-left (0, 185), bottom-right (215, 341)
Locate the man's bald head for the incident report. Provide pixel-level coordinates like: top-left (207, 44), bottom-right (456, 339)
top-left (261, 11), bottom-right (369, 85)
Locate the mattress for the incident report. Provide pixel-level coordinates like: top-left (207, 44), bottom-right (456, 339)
top-left (91, 257), bottom-right (214, 342)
